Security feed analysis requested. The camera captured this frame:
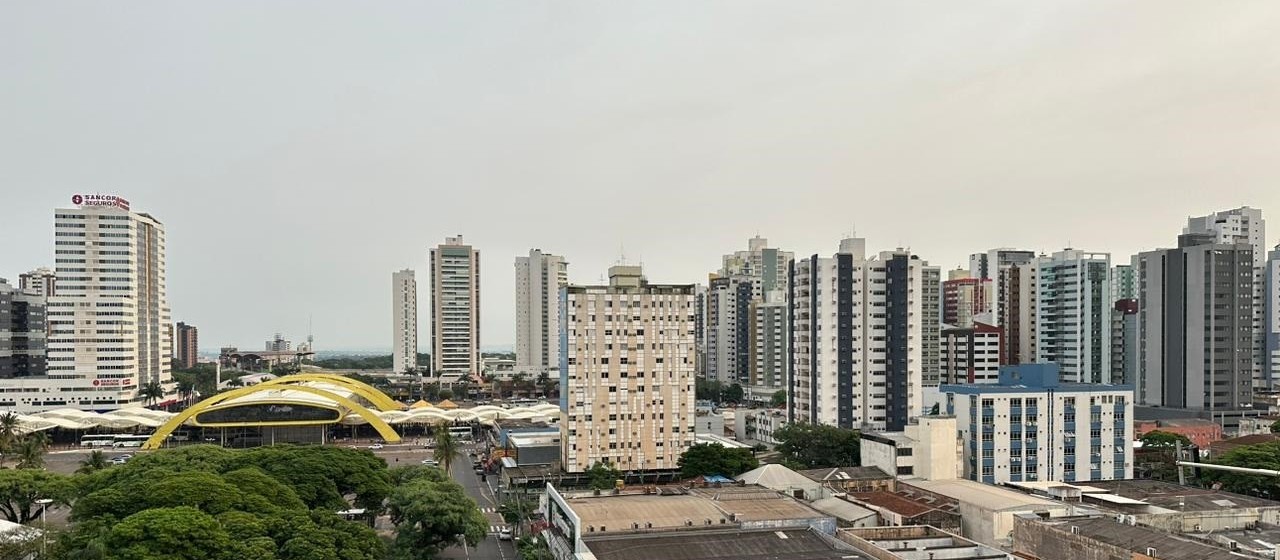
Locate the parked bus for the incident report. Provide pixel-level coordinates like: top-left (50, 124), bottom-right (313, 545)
top-left (112, 434), bottom-right (151, 448)
top-left (80, 435), bottom-right (114, 448)
top-left (448, 426), bottom-right (471, 441)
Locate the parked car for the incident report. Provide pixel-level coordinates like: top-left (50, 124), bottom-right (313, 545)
top-left (368, 443), bottom-right (384, 450)
top-left (421, 458), bottom-right (439, 466)
top-left (498, 528), bottom-right (512, 541)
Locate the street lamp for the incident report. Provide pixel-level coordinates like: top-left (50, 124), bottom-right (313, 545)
top-left (35, 498), bottom-right (53, 558)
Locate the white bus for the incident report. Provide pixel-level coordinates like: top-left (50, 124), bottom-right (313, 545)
top-left (80, 435), bottom-right (114, 448)
top-left (112, 435), bottom-right (151, 448)
top-left (448, 426), bottom-right (471, 440)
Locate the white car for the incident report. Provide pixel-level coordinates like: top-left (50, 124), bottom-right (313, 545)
top-left (498, 528), bottom-right (512, 541)
top-left (421, 458), bottom-right (439, 466)
top-left (109, 457), bottom-right (129, 465)
top-left (368, 443), bottom-right (384, 450)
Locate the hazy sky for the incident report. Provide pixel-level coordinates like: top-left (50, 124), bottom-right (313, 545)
top-left (3, 2), bottom-right (1279, 351)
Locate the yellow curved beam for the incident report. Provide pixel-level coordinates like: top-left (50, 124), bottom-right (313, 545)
top-left (142, 384), bottom-right (401, 450)
top-left (260, 374), bottom-right (402, 411)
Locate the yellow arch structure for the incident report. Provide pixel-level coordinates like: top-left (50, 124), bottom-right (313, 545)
top-left (142, 384), bottom-right (402, 450)
top-left (257, 374), bottom-right (403, 411)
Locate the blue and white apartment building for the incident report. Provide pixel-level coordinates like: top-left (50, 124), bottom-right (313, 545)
top-left (943, 363), bottom-right (1133, 484)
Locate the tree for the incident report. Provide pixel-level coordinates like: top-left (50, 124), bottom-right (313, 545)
top-left (15, 432), bottom-right (49, 469)
top-left (0, 412), bottom-right (20, 467)
top-left (176, 378), bottom-right (196, 407)
top-left (585, 461), bottom-right (621, 491)
top-left (498, 493), bottom-right (536, 536)
top-left (720, 383), bottom-right (745, 405)
top-left (678, 443), bottom-right (759, 478)
top-left (387, 477), bottom-right (487, 559)
top-left (1139, 430), bottom-right (1192, 449)
top-left (517, 535), bottom-right (554, 560)
top-left (770, 390), bottom-right (787, 408)
top-left (0, 469), bottom-right (75, 524)
top-left (1201, 441), bottom-right (1280, 498)
top-left (437, 388), bottom-right (454, 401)
top-left (140, 381), bottom-right (166, 408)
top-left (434, 421), bottom-right (460, 474)
top-left (773, 423), bottom-right (860, 468)
top-left (1270, 419), bottom-right (1280, 434)
top-left (77, 450), bottom-right (111, 474)
top-left (696, 379), bottom-right (723, 402)
top-left (103, 506), bottom-right (233, 560)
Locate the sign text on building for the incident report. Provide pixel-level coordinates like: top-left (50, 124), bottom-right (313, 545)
top-left (71, 194), bottom-right (130, 211)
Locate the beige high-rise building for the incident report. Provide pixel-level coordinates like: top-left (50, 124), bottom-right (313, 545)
top-left (430, 236), bottom-right (481, 378)
top-left (392, 269), bottom-right (418, 374)
top-left (515, 249), bottom-right (567, 375)
top-left (561, 265), bottom-right (696, 473)
top-left (26, 194), bottom-right (174, 412)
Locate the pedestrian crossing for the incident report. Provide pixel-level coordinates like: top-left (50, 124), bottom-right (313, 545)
top-left (480, 507), bottom-right (496, 514)
top-left (488, 525), bottom-right (508, 533)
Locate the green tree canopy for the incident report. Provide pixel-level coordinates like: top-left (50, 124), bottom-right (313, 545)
top-left (720, 383), bottom-right (745, 405)
top-left (770, 390), bottom-right (787, 408)
top-left (1139, 430), bottom-right (1192, 449)
top-left (585, 461), bottom-right (622, 490)
top-left (1270, 420), bottom-right (1280, 434)
top-left (773, 423), bottom-right (860, 468)
top-left (678, 443), bottom-right (760, 478)
top-left (1203, 441), bottom-right (1280, 498)
top-left (387, 476), bottom-right (487, 559)
top-left (0, 469), bottom-right (76, 524)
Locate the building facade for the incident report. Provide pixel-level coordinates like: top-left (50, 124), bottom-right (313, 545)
top-left (1000, 261), bottom-right (1038, 365)
top-left (1034, 249), bottom-right (1112, 384)
top-left (1110, 299), bottom-right (1138, 386)
top-left (940, 321), bottom-right (1002, 384)
top-left (707, 237), bottom-right (792, 390)
top-left (36, 195), bottom-right (174, 412)
top-left (789, 238), bottom-right (940, 431)
top-left (559, 265), bottom-right (696, 473)
top-left (430, 236), bottom-right (481, 377)
top-left (1268, 244), bottom-right (1280, 389)
top-left (747, 293), bottom-right (787, 389)
top-left (969, 248), bottom-right (1037, 328)
top-left (1110, 264), bottom-right (1136, 301)
top-left (515, 249), bottom-right (568, 376)
top-left (0, 279), bottom-right (47, 380)
top-left (1186, 207), bottom-right (1266, 388)
top-left (391, 269), bottom-right (418, 374)
top-left (1136, 233), bottom-right (1253, 409)
top-left (942, 270), bottom-right (992, 328)
top-left (944, 364), bottom-right (1134, 484)
top-left (18, 267), bottom-right (56, 298)
top-left (175, 322), bottom-right (198, 369)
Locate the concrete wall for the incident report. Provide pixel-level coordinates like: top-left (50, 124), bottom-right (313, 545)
top-left (861, 438), bottom-right (898, 477)
top-left (1012, 516), bottom-right (1129, 560)
top-left (1135, 507), bottom-right (1280, 533)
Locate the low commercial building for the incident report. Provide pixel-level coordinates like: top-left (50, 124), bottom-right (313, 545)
top-left (1055, 479), bottom-right (1280, 533)
top-left (579, 527), bottom-right (868, 560)
top-left (734, 407), bottom-right (788, 446)
top-left (847, 487), bottom-right (961, 533)
top-left (903, 478), bottom-right (1078, 548)
top-left (797, 466), bottom-right (895, 493)
top-left (860, 416), bottom-right (961, 480)
top-left (508, 432), bottom-right (560, 467)
top-left (837, 525), bottom-right (1013, 560)
top-left (736, 464), bottom-right (824, 501)
top-left (542, 483), bottom-right (849, 560)
top-left (694, 408), bottom-right (725, 436)
top-left (1013, 515), bottom-right (1246, 560)
top-left (1135, 418), bottom-right (1224, 449)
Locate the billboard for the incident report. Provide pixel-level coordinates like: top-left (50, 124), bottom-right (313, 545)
top-left (71, 194), bottom-right (130, 211)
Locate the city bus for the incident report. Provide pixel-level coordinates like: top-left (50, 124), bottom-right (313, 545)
top-left (80, 435), bottom-right (115, 448)
top-left (112, 434), bottom-right (151, 448)
top-left (448, 426), bottom-right (472, 441)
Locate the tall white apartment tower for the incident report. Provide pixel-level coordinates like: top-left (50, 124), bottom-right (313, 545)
top-left (515, 249), bottom-right (568, 375)
top-left (789, 238), bottom-right (940, 431)
top-left (430, 236), bottom-right (481, 378)
top-left (34, 194), bottom-right (173, 412)
top-left (560, 265), bottom-right (696, 473)
top-left (391, 269), bottom-right (418, 374)
top-left (1035, 249), bottom-right (1112, 384)
top-left (1185, 207), bottom-right (1267, 387)
top-left (708, 236), bottom-right (792, 389)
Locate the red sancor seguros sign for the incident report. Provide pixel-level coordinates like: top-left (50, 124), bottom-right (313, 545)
top-left (72, 194), bottom-right (130, 211)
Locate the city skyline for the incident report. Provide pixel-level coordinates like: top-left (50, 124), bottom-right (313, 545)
top-left (4, 2), bottom-right (1280, 349)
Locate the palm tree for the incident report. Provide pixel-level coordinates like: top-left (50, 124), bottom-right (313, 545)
top-left (176, 379), bottom-right (195, 407)
top-left (0, 412), bottom-right (20, 467)
top-left (16, 432), bottom-right (49, 469)
top-left (512, 373), bottom-right (529, 398)
top-left (433, 420), bottom-right (459, 474)
top-left (77, 449), bottom-right (110, 474)
top-left (140, 381), bottom-right (165, 409)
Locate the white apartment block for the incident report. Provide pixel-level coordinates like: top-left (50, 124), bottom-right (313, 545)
top-left (748, 292), bottom-right (787, 390)
top-left (722, 235), bottom-right (793, 293)
top-left (789, 238), bottom-right (940, 432)
top-left (734, 408), bottom-right (789, 446)
top-left (943, 364), bottom-right (1134, 484)
top-left (940, 321), bottom-right (1002, 384)
top-left (969, 248), bottom-right (1036, 325)
top-left (515, 249), bottom-right (568, 375)
top-left (430, 236), bottom-right (481, 377)
top-left (706, 274), bottom-right (760, 385)
top-left (861, 416), bottom-right (961, 480)
top-left (391, 269), bottom-right (418, 374)
top-left (1034, 249), bottom-right (1112, 384)
top-left (25, 195), bottom-right (174, 412)
top-left (560, 265), bottom-right (696, 473)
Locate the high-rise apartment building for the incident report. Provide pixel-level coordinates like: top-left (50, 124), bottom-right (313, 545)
top-left (940, 321), bottom-right (1002, 384)
top-left (175, 322), bottom-right (198, 369)
top-left (38, 194), bottom-right (173, 412)
top-left (18, 268), bottom-right (57, 298)
top-left (747, 291), bottom-right (787, 390)
top-left (1267, 244), bottom-right (1280, 388)
top-left (999, 261), bottom-right (1038, 365)
top-left (560, 265), bottom-right (696, 473)
top-left (430, 236), bottom-right (481, 378)
top-left (515, 249), bottom-right (567, 375)
top-left (1185, 207), bottom-right (1266, 388)
top-left (789, 238), bottom-right (940, 431)
top-left (707, 237), bottom-right (792, 391)
top-left (1110, 300), bottom-right (1138, 386)
top-left (969, 248), bottom-right (1037, 324)
top-left (943, 363), bottom-right (1134, 484)
top-left (942, 269), bottom-right (992, 328)
top-left (1110, 264), bottom-right (1136, 301)
top-left (0, 279), bottom-right (47, 380)
top-left (1136, 233), bottom-right (1253, 410)
top-left (1035, 249), bottom-right (1111, 384)
top-left (392, 269), bottom-right (418, 374)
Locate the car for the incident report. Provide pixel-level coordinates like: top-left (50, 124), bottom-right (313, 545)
top-left (474, 467), bottom-right (484, 475)
top-left (421, 459), bottom-right (439, 466)
top-left (109, 457), bottom-right (129, 465)
top-left (368, 443), bottom-right (384, 450)
top-left (498, 528), bottom-right (512, 541)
